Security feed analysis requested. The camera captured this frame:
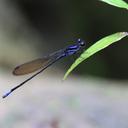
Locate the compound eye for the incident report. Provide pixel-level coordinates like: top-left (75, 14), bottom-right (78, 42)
top-left (80, 41), bottom-right (85, 46)
top-left (77, 38), bottom-right (81, 43)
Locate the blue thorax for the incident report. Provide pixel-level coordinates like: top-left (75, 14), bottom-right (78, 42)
top-left (64, 38), bottom-right (85, 56)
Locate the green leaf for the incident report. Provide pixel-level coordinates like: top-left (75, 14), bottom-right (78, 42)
top-left (63, 32), bottom-right (128, 80)
top-left (99, 0), bottom-right (128, 9)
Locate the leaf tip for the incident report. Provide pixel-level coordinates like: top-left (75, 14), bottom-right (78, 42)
top-left (124, 32), bottom-right (128, 36)
top-left (121, 32), bottom-right (128, 35)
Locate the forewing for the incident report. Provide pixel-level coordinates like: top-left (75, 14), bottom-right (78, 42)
top-left (13, 48), bottom-right (65, 76)
top-left (13, 58), bottom-right (50, 75)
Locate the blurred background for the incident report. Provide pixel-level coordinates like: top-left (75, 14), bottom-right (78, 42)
top-left (0, 0), bottom-right (128, 128)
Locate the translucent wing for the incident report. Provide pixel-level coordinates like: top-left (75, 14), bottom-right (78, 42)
top-left (13, 49), bottom-right (65, 75)
top-left (13, 58), bottom-right (51, 75)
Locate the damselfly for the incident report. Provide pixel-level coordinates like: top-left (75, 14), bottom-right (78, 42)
top-left (2, 38), bottom-right (85, 98)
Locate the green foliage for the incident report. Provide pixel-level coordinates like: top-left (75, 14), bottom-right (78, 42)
top-left (99, 0), bottom-right (128, 9)
top-left (64, 32), bottom-right (128, 80)
top-left (64, 0), bottom-right (128, 79)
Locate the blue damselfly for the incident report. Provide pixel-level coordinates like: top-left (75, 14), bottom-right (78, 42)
top-left (2, 38), bottom-right (85, 98)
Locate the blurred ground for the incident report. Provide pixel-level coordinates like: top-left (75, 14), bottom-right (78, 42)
top-left (1, 72), bottom-right (128, 128)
